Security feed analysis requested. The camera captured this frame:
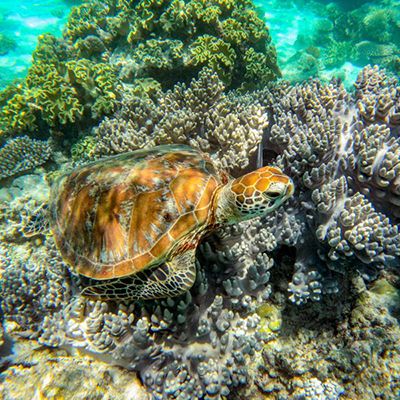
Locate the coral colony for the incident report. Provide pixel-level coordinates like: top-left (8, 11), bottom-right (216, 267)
top-left (0, 0), bottom-right (400, 399)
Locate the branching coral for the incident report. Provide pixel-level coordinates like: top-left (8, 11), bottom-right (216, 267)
top-left (2, 66), bottom-right (400, 399)
top-left (0, 136), bottom-right (52, 180)
top-left (91, 69), bottom-right (268, 171)
top-left (254, 65), bottom-right (400, 304)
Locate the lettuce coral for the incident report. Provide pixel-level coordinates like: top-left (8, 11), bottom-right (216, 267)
top-left (0, 34), bottom-right (121, 138)
top-left (64, 0), bottom-right (280, 88)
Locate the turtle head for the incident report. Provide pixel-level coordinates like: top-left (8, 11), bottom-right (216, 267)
top-left (216, 166), bottom-right (294, 223)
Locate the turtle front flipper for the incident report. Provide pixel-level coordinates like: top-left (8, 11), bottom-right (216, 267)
top-left (81, 250), bottom-right (197, 301)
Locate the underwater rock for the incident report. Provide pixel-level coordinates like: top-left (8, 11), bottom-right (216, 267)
top-left (0, 341), bottom-right (148, 400)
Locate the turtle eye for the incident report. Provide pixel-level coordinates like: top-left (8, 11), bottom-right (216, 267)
top-left (267, 191), bottom-right (281, 199)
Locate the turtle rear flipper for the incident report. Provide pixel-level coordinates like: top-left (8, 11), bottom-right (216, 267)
top-left (81, 250), bottom-right (197, 301)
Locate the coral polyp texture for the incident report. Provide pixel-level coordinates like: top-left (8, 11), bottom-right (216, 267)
top-left (258, 65), bottom-right (400, 304)
top-left (0, 0), bottom-right (279, 140)
top-left (1, 66), bottom-right (400, 399)
top-left (90, 69), bottom-right (268, 171)
top-left (0, 136), bottom-right (52, 180)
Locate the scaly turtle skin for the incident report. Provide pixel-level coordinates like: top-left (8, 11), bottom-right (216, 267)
top-left (50, 144), bottom-right (294, 300)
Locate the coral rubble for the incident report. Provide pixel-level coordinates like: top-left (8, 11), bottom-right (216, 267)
top-left (0, 342), bottom-right (148, 400)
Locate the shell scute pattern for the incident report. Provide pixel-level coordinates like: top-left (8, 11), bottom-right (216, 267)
top-left (50, 145), bottom-right (223, 281)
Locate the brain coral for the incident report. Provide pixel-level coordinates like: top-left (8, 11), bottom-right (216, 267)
top-left (1, 66), bottom-right (400, 399)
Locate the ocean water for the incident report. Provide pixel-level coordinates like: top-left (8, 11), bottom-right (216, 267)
top-left (1, 0), bottom-right (400, 399)
top-left (0, 0), bottom-right (72, 88)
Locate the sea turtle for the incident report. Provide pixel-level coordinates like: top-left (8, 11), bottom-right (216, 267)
top-left (50, 144), bottom-right (294, 301)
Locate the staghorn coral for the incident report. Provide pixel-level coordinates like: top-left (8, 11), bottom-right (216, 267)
top-left (91, 69), bottom-right (267, 171)
top-left (0, 136), bottom-right (52, 180)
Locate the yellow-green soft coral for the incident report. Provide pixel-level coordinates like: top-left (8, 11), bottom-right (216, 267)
top-left (26, 63), bottom-right (83, 126)
top-left (71, 135), bottom-right (97, 161)
top-left (65, 0), bottom-right (280, 89)
top-left (243, 47), bottom-right (279, 87)
top-left (0, 83), bottom-right (36, 136)
top-left (0, 34), bottom-right (121, 137)
top-left (65, 59), bottom-right (121, 117)
top-left (187, 35), bottom-right (236, 84)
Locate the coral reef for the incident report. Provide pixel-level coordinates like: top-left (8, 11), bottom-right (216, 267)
top-left (64, 0), bottom-right (279, 88)
top-left (1, 66), bottom-right (400, 399)
top-left (0, 0), bottom-right (279, 141)
top-left (254, 65), bottom-right (400, 305)
top-left (0, 136), bottom-right (52, 180)
top-left (321, 3), bottom-right (400, 72)
top-left (253, 274), bottom-right (400, 399)
top-left (275, 0), bottom-right (400, 83)
top-left (91, 69), bottom-right (268, 171)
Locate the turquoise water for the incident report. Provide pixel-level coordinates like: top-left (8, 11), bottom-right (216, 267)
top-left (0, 0), bottom-right (72, 88)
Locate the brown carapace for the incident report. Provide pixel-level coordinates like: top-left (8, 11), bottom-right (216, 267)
top-left (50, 144), bottom-right (294, 300)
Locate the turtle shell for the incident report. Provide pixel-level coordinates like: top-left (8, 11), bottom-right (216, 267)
top-left (50, 145), bottom-right (227, 280)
